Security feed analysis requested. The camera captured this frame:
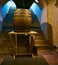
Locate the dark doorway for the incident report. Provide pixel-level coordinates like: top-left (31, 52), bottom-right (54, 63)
top-left (13, 0), bottom-right (34, 9)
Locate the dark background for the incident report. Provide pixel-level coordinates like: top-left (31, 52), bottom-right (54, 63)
top-left (13, 0), bottom-right (35, 8)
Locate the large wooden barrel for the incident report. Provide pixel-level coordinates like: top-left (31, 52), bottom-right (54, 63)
top-left (14, 9), bottom-right (31, 13)
top-left (13, 9), bottom-right (32, 32)
top-left (14, 9), bottom-right (31, 18)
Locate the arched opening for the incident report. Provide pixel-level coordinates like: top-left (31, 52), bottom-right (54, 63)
top-left (2, 0), bottom-right (16, 19)
top-left (30, 2), bottom-right (41, 22)
top-left (2, 0), bottom-right (17, 31)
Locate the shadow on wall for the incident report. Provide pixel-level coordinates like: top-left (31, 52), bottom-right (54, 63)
top-left (41, 22), bottom-right (53, 45)
top-left (55, 0), bottom-right (58, 7)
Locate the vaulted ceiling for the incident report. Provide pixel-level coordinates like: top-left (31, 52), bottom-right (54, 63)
top-left (0, 0), bottom-right (35, 8)
top-left (13, 0), bottom-right (35, 8)
top-left (0, 0), bottom-right (54, 9)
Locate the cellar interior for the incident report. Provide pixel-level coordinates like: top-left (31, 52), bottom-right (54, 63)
top-left (0, 0), bottom-right (57, 59)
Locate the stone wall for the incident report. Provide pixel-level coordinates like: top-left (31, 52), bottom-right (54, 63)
top-left (41, 0), bottom-right (47, 37)
top-left (41, 0), bottom-right (58, 48)
top-left (46, 0), bottom-right (58, 47)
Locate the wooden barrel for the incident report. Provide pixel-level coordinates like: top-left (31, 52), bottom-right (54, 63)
top-left (14, 9), bottom-right (31, 15)
top-left (14, 13), bottom-right (31, 17)
top-left (13, 9), bottom-right (32, 32)
top-left (14, 9), bottom-right (30, 13)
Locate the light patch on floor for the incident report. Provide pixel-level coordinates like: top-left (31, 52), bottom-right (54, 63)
top-left (41, 52), bottom-right (58, 65)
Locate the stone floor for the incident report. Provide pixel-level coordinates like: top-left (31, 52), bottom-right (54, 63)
top-left (0, 52), bottom-right (58, 65)
top-left (38, 52), bottom-right (58, 65)
top-left (0, 33), bottom-right (58, 65)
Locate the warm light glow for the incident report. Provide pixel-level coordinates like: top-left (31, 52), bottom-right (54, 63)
top-left (35, 0), bottom-right (39, 3)
top-left (10, 0), bottom-right (13, 1)
top-left (2, 0), bottom-right (16, 19)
